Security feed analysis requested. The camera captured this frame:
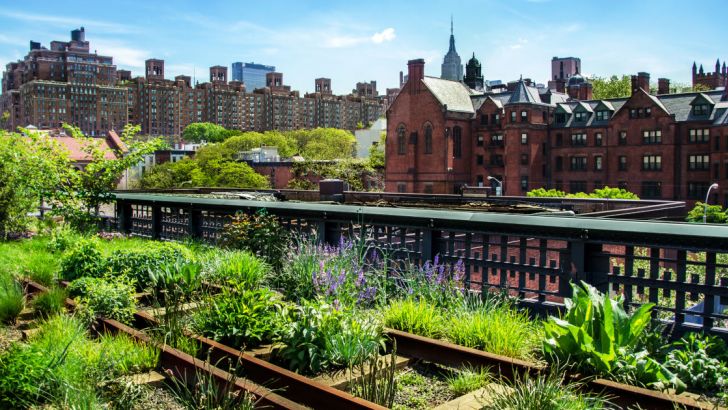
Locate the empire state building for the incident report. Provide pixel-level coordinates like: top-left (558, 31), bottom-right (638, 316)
top-left (441, 17), bottom-right (463, 81)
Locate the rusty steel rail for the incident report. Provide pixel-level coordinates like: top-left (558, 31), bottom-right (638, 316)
top-left (23, 281), bottom-right (304, 410)
top-left (385, 328), bottom-right (714, 410)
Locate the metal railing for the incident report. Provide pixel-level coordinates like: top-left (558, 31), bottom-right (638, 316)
top-left (114, 192), bottom-right (728, 338)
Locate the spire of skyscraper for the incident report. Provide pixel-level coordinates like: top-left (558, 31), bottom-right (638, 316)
top-left (441, 15), bottom-right (463, 81)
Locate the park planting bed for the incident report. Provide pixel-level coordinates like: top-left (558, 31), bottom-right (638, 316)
top-left (1, 221), bottom-right (727, 409)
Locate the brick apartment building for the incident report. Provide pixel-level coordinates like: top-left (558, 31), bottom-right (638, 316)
top-left (1, 28), bottom-right (385, 138)
top-left (386, 58), bottom-right (728, 204)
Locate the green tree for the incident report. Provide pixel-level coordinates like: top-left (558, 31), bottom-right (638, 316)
top-left (526, 188), bottom-right (567, 198)
top-left (214, 162), bottom-right (269, 188)
top-left (686, 202), bottom-right (727, 223)
top-left (367, 132), bottom-right (385, 169)
top-left (591, 75), bottom-right (632, 99)
top-left (0, 111), bottom-right (9, 129)
top-left (692, 83), bottom-right (711, 92)
top-left (182, 122), bottom-right (227, 143)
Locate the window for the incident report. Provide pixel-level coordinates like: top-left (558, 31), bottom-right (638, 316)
top-left (423, 184), bottom-right (433, 193)
top-left (574, 111), bottom-right (587, 122)
top-left (688, 154), bottom-right (710, 171)
top-left (491, 113), bottom-right (500, 125)
top-left (641, 181), bottom-right (662, 199)
top-left (555, 133), bottom-right (563, 146)
top-left (594, 155), bottom-right (603, 171)
top-left (596, 111), bottom-right (609, 121)
top-left (642, 130), bottom-right (662, 144)
top-left (619, 131), bottom-right (627, 145)
top-left (687, 182), bottom-right (710, 199)
top-left (595, 132), bottom-right (603, 146)
top-left (521, 133), bottom-right (528, 144)
top-left (476, 155), bottom-right (484, 165)
top-left (452, 126), bottom-right (462, 158)
top-left (520, 110), bottom-right (528, 122)
top-left (490, 154), bottom-right (504, 166)
top-left (571, 133), bottom-right (587, 146)
top-left (642, 155), bottom-right (662, 171)
top-left (397, 183), bottom-right (407, 193)
top-left (689, 129), bottom-right (710, 143)
top-left (618, 156), bottom-right (628, 171)
top-left (694, 104), bottom-right (710, 116)
top-left (644, 107), bottom-right (652, 117)
top-left (424, 125), bottom-right (433, 154)
top-left (520, 153), bottom-right (529, 165)
top-left (629, 108), bottom-right (638, 119)
top-left (570, 156), bottom-right (587, 171)
top-left (555, 156), bottom-right (563, 171)
top-left (476, 176), bottom-right (484, 187)
top-left (570, 181), bottom-right (587, 194)
top-left (521, 176), bottom-right (529, 191)
top-left (397, 125), bottom-right (406, 155)
top-left (510, 111), bottom-right (516, 123)
top-left (491, 134), bottom-right (504, 146)
top-left (477, 135), bottom-right (484, 146)
top-left (480, 115), bottom-right (488, 125)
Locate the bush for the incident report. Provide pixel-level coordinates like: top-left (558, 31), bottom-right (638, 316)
top-left (0, 277), bottom-right (24, 324)
top-left (193, 288), bottom-right (281, 349)
top-left (219, 210), bottom-right (289, 270)
top-left (31, 287), bottom-right (67, 318)
top-left (543, 282), bottom-right (683, 391)
top-left (206, 250), bottom-right (269, 290)
top-left (59, 238), bottom-right (104, 281)
top-left (383, 298), bottom-right (443, 338)
top-left (447, 304), bottom-right (540, 360)
top-left (686, 202), bottom-right (727, 223)
top-left (664, 333), bottom-right (728, 394)
top-left (105, 242), bottom-right (191, 289)
top-left (72, 276), bottom-right (136, 324)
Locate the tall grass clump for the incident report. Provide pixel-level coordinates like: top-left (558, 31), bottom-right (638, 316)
top-left (483, 370), bottom-right (610, 410)
top-left (383, 298), bottom-right (444, 338)
top-left (0, 277), bottom-right (24, 324)
top-left (206, 250), bottom-right (269, 289)
top-left (31, 287), bottom-right (67, 318)
top-left (447, 303), bottom-right (540, 360)
top-left (445, 366), bottom-right (491, 396)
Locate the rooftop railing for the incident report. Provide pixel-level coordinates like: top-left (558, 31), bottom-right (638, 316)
top-left (114, 192), bottom-right (728, 339)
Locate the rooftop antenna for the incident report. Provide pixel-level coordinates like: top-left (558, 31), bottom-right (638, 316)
top-left (450, 14), bottom-right (453, 35)
top-left (193, 66), bottom-right (196, 85)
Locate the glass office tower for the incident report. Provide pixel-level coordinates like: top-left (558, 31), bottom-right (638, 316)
top-left (231, 62), bottom-right (275, 91)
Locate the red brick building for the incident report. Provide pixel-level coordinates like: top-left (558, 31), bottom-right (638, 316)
top-left (693, 59), bottom-right (727, 90)
top-left (386, 59), bottom-right (728, 204)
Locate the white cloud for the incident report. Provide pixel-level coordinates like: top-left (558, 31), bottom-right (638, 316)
top-left (509, 38), bottom-right (529, 50)
top-left (0, 10), bottom-right (137, 33)
top-left (371, 28), bottom-right (396, 44)
top-left (93, 39), bottom-right (148, 69)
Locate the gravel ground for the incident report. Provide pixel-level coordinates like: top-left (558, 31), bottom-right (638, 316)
top-left (392, 361), bottom-right (457, 410)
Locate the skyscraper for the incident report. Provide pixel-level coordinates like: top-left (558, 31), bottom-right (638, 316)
top-left (231, 62), bottom-right (275, 92)
top-left (441, 17), bottom-right (463, 81)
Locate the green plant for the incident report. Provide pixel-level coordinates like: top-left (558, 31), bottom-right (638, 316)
top-left (0, 277), bottom-right (24, 324)
top-left (445, 366), bottom-right (491, 396)
top-left (73, 276), bottom-right (137, 324)
top-left (349, 342), bottom-right (397, 408)
top-left (686, 202), bottom-right (727, 223)
top-left (383, 298), bottom-right (444, 338)
top-left (96, 333), bottom-right (159, 377)
top-left (31, 287), bottom-right (67, 318)
top-left (326, 315), bottom-right (384, 368)
top-left (59, 238), bottom-right (104, 280)
top-left (193, 288), bottom-right (282, 349)
top-left (207, 250), bottom-right (269, 289)
top-left (447, 303), bottom-right (540, 360)
top-left (219, 210), bottom-right (289, 270)
top-left (105, 241), bottom-right (191, 290)
top-left (664, 332), bottom-right (728, 393)
top-left (542, 281), bottom-right (683, 391)
top-left (483, 370), bottom-right (610, 410)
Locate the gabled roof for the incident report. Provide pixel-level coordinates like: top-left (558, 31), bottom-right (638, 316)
top-left (507, 80), bottom-right (543, 105)
top-left (594, 100), bottom-right (614, 111)
top-left (689, 93), bottom-right (714, 106)
top-left (574, 101), bottom-right (593, 113)
top-left (657, 90), bottom-right (724, 122)
top-left (422, 76), bottom-right (474, 114)
top-left (555, 104), bottom-right (573, 114)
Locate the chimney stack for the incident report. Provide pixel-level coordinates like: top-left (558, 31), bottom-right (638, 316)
top-left (407, 59), bottom-right (425, 94)
top-left (657, 78), bottom-right (670, 95)
top-left (632, 72), bottom-right (650, 95)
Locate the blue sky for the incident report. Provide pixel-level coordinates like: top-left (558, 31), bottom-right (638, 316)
top-left (0, 0), bottom-right (725, 95)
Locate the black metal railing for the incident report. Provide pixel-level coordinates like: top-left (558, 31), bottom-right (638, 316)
top-left (114, 192), bottom-right (728, 339)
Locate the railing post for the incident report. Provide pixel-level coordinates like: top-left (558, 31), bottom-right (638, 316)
top-left (189, 207), bottom-right (202, 239)
top-left (569, 234), bottom-right (610, 293)
top-left (316, 213), bottom-right (341, 247)
top-left (151, 204), bottom-right (161, 240)
top-left (421, 222), bottom-right (441, 263)
top-left (117, 200), bottom-right (132, 234)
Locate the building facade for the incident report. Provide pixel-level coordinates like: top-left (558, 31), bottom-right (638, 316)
top-left (693, 59), bottom-right (727, 90)
top-left (386, 59), bottom-right (728, 204)
top-left (231, 62), bottom-right (275, 91)
top-left (548, 57), bottom-right (581, 93)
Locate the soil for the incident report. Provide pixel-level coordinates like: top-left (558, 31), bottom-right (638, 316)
top-left (0, 325), bottom-right (23, 353)
top-left (392, 361), bottom-right (457, 410)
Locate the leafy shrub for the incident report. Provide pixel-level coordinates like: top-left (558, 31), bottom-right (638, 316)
top-left (219, 210), bottom-right (289, 270)
top-left (526, 188), bottom-right (567, 198)
top-left (59, 238), bottom-right (104, 280)
top-left (73, 276), bottom-right (137, 324)
top-left (447, 304), bottom-right (540, 360)
top-left (664, 333), bottom-right (728, 393)
top-left (274, 301), bottom-right (383, 374)
top-left (0, 277), bottom-right (24, 324)
top-left (193, 288), bottom-right (282, 349)
top-left (46, 228), bottom-right (82, 253)
top-left (105, 241), bottom-right (191, 289)
top-left (96, 333), bottom-right (159, 377)
top-left (526, 186), bottom-right (639, 200)
top-left (31, 287), bottom-right (67, 318)
top-left (66, 276), bottom-right (101, 298)
top-left (383, 298), bottom-right (443, 338)
top-left (206, 250), bottom-right (269, 290)
top-left (686, 202), bottom-right (727, 223)
top-left (543, 282), bottom-right (683, 391)
top-left (483, 370), bottom-right (610, 410)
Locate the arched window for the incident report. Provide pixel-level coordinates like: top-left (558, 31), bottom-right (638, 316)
top-left (424, 123), bottom-right (433, 154)
top-left (397, 125), bottom-right (406, 155)
top-left (452, 126), bottom-right (462, 158)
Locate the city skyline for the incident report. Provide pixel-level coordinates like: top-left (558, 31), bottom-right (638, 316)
top-left (0, 0), bottom-right (726, 95)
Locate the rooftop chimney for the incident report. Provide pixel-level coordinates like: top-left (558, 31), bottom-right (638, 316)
top-left (407, 59), bottom-right (425, 93)
top-left (657, 78), bottom-right (670, 95)
top-left (631, 72), bottom-right (650, 95)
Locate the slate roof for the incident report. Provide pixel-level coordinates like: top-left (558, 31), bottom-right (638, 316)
top-left (507, 80), bottom-right (544, 105)
top-left (656, 90), bottom-right (724, 122)
top-left (422, 76), bottom-right (474, 114)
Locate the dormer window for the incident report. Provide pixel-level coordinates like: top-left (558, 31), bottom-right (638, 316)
top-left (596, 110), bottom-right (610, 121)
top-left (574, 112), bottom-right (587, 122)
top-left (694, 104), bottom-right (710, 116)
top-left (555, 113), bottom-right (566, 123)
